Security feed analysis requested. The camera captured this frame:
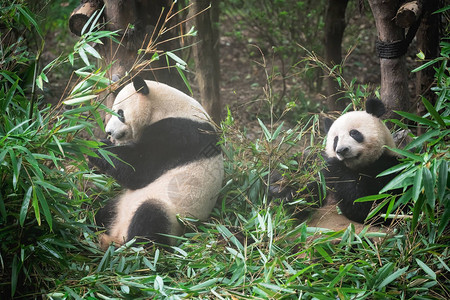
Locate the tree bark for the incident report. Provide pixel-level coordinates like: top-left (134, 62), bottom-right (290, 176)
top-left (415, 0), bottom-right (440, 124)
top-left (69, 0), bottom-right (102, 36)
top-left (368, 0), bottom-right (409, 119)
top-left (395, 1), bottom-right (422, 28)
top-left (189, 0), bottom-right (222, 123)
top-left (324, 0), bottom-right (349, 111)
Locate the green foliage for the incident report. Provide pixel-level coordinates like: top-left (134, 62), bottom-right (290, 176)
top-left (0, 1), bottom-right (116, 297)
top-left (376, 37), bottom-right (450, 236)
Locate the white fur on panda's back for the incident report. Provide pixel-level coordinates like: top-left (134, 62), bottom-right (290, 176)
top-left (105, 155), bottom-right (224, 244)
top-left (144, 80), bottom-right (208, 122)
top-left (114, 80), bottom-right (208, 123)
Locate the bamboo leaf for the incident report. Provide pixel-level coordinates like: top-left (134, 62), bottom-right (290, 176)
top-left (175, 65), bottom-right (192, 95)
top-left (380, 168), bottom-right (416, 193)
top-left (387, 147), bottom-right (424, 162)
top-left (378, 161), bottom-right (411, 177)
top-left (366, 197), bottom-right (390, 220)
top-left (437, 161), bottom-right (448, 201)
top-left (422, 97), bottom-right (446, 127)
top-left (412, 167), bottom-right (423, 201)
top-left (35, 180), bottom-right (67, 195)
top-left (395, 111), bottom-right (437, 128)
top-left (411, 58), bottom-right (442, 72)
top-left (63, 94), bottom-right (98, 105)
top-left (314, 245), bottom-right (333, 263)
top-left (39, 191), bottom-right (52, 230)
top-left (83, 43), bottom-right (101, 59)
top-left (97, 148), bottom-right (116, 168)
top-left (422, 167), bottom-right (435, 208)
top-left (404, 130), bottom-right (440, 151)
top-left (412, 195), bottom-right (425, 230)
top-left (378, 266), bottom-right (408, 289)
top-left (32, 186), bottom-right (41, 226)
top-left (328, 264), bottom-right (353, 287)
top-left (57, 124), bottom-right (86, 134)
top-left (19, 186), bottom-right (33, 226)
top-left (437, 206), bottom-right (450, 236)
top-left (8, 149), bottom-right (19, 190)
top-left (17, 5), bottom-right (43, 39)
top-left (287, 264), bottom-right (319, 283)
top-left (166, 51), bottom-right (187, 66)
top-left (78, 46), bottom-right (90, 66)
top-left (258, 118), bottom-right (272, 142)
top-left (354, 194), bottom-right (391, 203)
top-left (416, 258), bottom-right (436, 280)
top-left (272, 121), bottom-right (284, 140)
top-left (11, 254), bottom-right (20, 297)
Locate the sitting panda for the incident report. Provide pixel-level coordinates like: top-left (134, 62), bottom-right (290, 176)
top-left (322, 98), bottom-right (402, 224)
top-left (90, 76), bottom-right (224, 249)
top-left (270, 98), bottom-right (402, 224)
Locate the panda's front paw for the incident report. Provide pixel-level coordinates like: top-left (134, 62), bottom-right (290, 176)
top-left (100, 138), bottom-right (113, 147)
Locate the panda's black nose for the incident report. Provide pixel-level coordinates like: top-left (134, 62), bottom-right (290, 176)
top-left (336, 147), bottom-right (349, 155)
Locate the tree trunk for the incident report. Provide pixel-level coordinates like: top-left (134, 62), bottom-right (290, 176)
top-left (324, 0), bottom-right (349, 111)
top-left (69, 0), bottom-right (187, 110)
top-left (368, 0), bottom-right (409, 119)
top-left (415, 0), bottom-right (440, 123)
top-left (189, 0), bottom-right (222, 123)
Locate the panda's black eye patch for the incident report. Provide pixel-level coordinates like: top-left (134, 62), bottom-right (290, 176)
top-left (117, 109), bottom-right (125, 123)
top-left (350, 129), bottom-right (364, 143)
top-left (333, 136), bottom-right (338, 151)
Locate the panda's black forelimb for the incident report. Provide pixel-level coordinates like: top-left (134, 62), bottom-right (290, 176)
top-left (90, 117), bottom-right (220, 190)
top-left (127, 201), bottom-right (171, 246)
top-left (325, 153), bottom-right (401, 224)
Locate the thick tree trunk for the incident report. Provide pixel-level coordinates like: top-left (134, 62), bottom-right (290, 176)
top-left (324, 0), bottom-right (349, 111)
top-left (189, 0), bottom-right (222, 123)
top-left (368, 0), bottom-right (409, 119)
top-left (415, 0), bottom-right (440, 122)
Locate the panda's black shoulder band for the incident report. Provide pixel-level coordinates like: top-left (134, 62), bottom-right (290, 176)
top-left (366, 98), bottom-right (385, 118)
top-left (133, 76), bottom-right (149, 95)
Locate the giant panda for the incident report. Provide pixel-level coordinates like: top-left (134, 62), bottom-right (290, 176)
top-left (89, 76), bottom-right (224, 249)
top-left (322, 98), bottom-right (402, 224)
top-left (270, 98), bottom-right (403, 224)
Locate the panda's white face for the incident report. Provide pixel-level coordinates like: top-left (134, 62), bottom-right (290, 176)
top-left (105, 83), bottom-right (151, 144)
top-left (104, 79), bottom-right (208, 145)
top-left (325, 111), bottom-right (395, 170)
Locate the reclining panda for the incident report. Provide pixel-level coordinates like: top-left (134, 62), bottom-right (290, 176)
top-left (90, 77), bottom-right (224, 249)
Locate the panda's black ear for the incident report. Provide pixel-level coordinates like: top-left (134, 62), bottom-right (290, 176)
top-left (366, 98), bottom-right (385, 118)
top-left (324, 117), bottom-right (333, 133)
top-left (133, 76), bottom-right (149, 95)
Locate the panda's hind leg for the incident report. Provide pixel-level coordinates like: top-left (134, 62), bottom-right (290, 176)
top-left (127, 200), bottom-right (172, 246)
